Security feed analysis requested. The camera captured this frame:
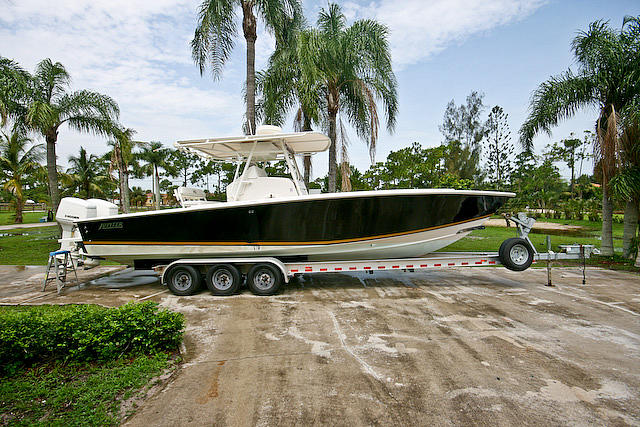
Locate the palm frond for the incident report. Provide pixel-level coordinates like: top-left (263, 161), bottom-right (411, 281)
top-left (33, 59), bottom-right (70, 103)
top-left (191, 0), bottom-right (237, 78)
top-left (519, 71), bottom-right (596, 150)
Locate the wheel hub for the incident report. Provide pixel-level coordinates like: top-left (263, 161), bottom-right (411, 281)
top-left (510, 244), bottom-right (528, 265)
top-left (174, 272), bottom-right (192, 291)
top-left (213, 270), bottom-right (232, 290)
top-left (255, 271), bottom-right (273, 290)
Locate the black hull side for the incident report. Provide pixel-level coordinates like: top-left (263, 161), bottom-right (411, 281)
top-left (78, 194), bottom-right (508, 245)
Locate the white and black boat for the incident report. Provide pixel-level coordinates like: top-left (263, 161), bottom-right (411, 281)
top-left (61, 126), bottom-right (514, 269)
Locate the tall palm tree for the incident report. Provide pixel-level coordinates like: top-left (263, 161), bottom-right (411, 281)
top-left (0, 130), bottom-right (44, 223)
top-left (25, 59), bottom-right (119, 212)
top-left (296, 3), bottom-right (398, 192)
top-left (137, 142), bottom-right (173, 210)
top-left (108, 127), bottom-right (139, 213)
top-left (611, 116), bottom-right (640, 260)
top-left (257, 13), bottom-right (322, 186)
top-left (66, 146), bottom-right (107, 199)
top-left (0, 58), bottom-right (30, 128)
top-left (519, 17), bottom-right (640, 256)
top-left (191, 0), bottom-right (303, 134)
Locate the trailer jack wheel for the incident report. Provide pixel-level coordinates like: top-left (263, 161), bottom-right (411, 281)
top-left (247, 263), bottom-right (282, 296)
top-left (499, 238), bottom-right (534, 271)
top-left (206, 264), bottom-right (241, 296)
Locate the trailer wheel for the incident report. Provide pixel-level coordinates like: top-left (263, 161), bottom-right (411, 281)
top-left (247, 263), bottom-right (282, 296)
top-left (206, 264), bottom-right (241, 296)
top-left (499, 238), bottom-right (534, 271)
top-left (166, 265), bottom-right (202, 296)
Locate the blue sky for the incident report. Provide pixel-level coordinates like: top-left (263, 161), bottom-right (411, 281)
top-left (1, 0), bottom-right (639, 189)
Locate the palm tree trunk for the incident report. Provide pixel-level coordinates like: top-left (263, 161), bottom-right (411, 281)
top-left (302, 116), bottom-right (312, 187)
top-left (117, 145), bottom-right (130, 213)
top-left (117, 167), bottom-right (124, 208)
top-left (327, 89), bottom-right (339, 193)
top-left (122, 171), bottom-right (130, 213)
top-left (327, 109), bottom-right (338, 192)
top-left (45, 130), bottom-right (60, 212)
top-left (635, 227), bottom-right (640, 267)
top-left (622, 198), bottom-right (638, 258)
top-left (154, 164), bottom-right (160, 210)
top-left (15, 194), bottom-right (23, 224)
top-left (242, 2), bottom-right (257, 135)
top-left (601, 185), bottom-right (614, 256)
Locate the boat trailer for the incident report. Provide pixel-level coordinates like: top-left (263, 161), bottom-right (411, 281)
top-left (159, 213), bottom-right (596, 296)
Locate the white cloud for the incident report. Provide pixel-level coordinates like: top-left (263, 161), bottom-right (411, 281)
top-left (0, 0), bottom-right (246, 169)
top-left (337, 0), bottom-right (547, 67)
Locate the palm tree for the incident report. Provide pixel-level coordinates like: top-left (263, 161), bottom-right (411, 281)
top-left (257, 14), bottom-right (322, 187)
top-left (0, 58), bottom-right (31, 128)
top-left (24, 59), bottom-right (119, 212)
top-left (191, 0), bottom-right (303, 134)
top-left (108, 127), bottom-right (139, 213)
top-left (519, 17), bottom-right (640, 256)
top-left (611, 116), bottom-right (640, 260)
top-left (296, 3), bottom-right (398, 192)
top-left (0, 130), bottom-right (44, 223)
top-left (137, 142), bottom-right (173, 210)
top-left (66, 147), bottom-right (107, 199)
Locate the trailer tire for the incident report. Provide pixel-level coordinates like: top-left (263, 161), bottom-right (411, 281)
top-left (206, 264), bottom-right (241, 296)
top-left (166, 265), bottom-right (202, 296)
top-left (247, 263), bottom-right (282, 296)
top-left (499, 238), bottom-right (534, 271)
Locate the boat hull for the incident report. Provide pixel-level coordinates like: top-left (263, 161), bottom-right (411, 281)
top-left (77, 191), bottom-right (512, 266)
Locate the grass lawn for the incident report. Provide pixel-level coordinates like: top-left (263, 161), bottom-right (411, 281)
top-left (0, 226), bottom-right (60, 265)
top-left (0, 353), bottom-right (175, 426)
top-left (441, 225), bottom-right (619, 253)
top-left (0, 211), bottom-right (48, 226)
top-left (443, 224), bottom-right (638, 272)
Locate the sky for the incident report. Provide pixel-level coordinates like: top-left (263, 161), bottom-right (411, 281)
top-left (1, 0), bottom-right (639, 190)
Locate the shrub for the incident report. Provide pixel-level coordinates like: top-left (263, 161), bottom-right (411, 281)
top-left (0, 302), bottom-right (184, 372)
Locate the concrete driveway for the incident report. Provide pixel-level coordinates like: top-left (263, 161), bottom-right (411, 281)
top-left (2, 266), bottom-right (639, 425)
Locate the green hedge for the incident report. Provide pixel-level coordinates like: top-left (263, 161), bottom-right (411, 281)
top-left (0, 302), bottom-right (184, 372)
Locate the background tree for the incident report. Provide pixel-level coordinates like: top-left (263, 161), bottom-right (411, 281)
top-left (136, 142), bottom-right (174, 209)
top-left (25, 59), bottom-right (119, 212)
top-left (257, 13), bottom-right (324, 186)
top-left (519, 17), bottom-right (640, 256)
top-left (169, 149), bottom-right (200, 187)
top-left (0, 58), bottom-right (30, 128)
top-left (439, 91), bottom-right (486, 181)
top-left (66, 147), bottom-right (107, 199)
top-left (297, 3), bottom-right (398, 192)
top-left (108, 127), bottom-right (139, 213)
top-left (484, 105), bottom-right (514, 186)
top-left (129, 186), bottom-right (147, 208)
top-left (0, 130), bottom-right (44, 223)
top-left (611, 116), bottom-right (640, 259)
top-left (191, 0), bottom-right (303, 134)
top-left (547, 133), bottom-right (587, 197)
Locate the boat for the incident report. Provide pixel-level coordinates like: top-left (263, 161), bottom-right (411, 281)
top-left (60, 126), bottom-right (514, 269)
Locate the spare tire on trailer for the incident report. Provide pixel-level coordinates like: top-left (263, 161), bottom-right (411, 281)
top-left (499, 237), bottom-right (534, 271)
top-left (246, 263), bottom-right (282, 296)
top-left (165, 264), bottom-right (202, 296)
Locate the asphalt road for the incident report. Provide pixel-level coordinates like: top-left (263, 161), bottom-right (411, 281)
top-left (2, 266), bottom-right (639, 426)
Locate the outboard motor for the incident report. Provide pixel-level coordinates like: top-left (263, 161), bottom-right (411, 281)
top-left (56, 197), bottom-right (118, 267)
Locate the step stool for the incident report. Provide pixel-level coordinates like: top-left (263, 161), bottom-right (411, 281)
top-left (42, 250), bottom-right (78, 294)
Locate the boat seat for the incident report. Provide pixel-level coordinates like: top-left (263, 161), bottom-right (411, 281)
top-left (174, 187), bottom-right (219, 208)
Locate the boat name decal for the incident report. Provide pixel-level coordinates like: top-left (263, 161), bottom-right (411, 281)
top-left (98, 221), bottom-right (123, 230)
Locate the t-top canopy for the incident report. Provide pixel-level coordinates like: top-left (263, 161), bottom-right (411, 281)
top-left (175, 125), bottom-right (331, 161)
